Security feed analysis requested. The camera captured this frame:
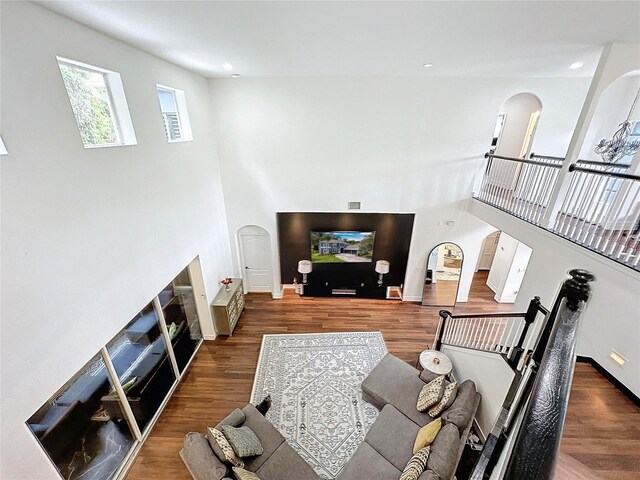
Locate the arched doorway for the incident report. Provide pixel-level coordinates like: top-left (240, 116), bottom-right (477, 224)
top-left (422, 242), bottom-right (464, 307)
top-left (237, 225), bottom-right (274, 293)
top-left (492, 92), bottom-right (543, 158)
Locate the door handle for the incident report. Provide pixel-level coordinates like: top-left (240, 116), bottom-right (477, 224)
top-left (245, 266), bottom-right (250, 269)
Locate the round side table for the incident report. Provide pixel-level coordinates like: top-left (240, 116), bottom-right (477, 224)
top-left (418, 350), bottom-right (453, 377)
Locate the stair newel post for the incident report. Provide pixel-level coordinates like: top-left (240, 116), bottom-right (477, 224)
top-left (510, 296), bottom-right (541, 367)
top-left (504, 269), bottom-right (595, 480)
top-left (434, 310), bottom-right (451, 351)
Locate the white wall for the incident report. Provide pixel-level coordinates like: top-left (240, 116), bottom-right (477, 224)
top-left (470, 200), bottom-right (640, 397)
top-left (0, 3), bottom-right (232, 478)
top-left (442, 345), bottom-right (515, 439)
top-left (487, 233), bottom-right (532, 303)
top-left (209, 76), bottom-right (589, 302)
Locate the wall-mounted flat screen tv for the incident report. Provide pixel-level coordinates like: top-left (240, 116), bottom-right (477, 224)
top-left (310, 231), bottom-right (376, 263)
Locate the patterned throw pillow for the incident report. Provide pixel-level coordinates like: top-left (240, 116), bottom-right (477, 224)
top-left (413, 417), bottom-right (442, 454)
top-left (428, 381), bottom-right (458, 417)
top-left (417, 375), bottom-right (445, 412)
top-left (207, 427), bottom-right (245, 468)
top-left (399, 447), bottom-right (431, 480)
top-left (222, 425), bottom-right (264, 457)
top-left (232, 467), bottom-right (261, 480)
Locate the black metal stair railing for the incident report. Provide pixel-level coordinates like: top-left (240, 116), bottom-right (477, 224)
top-left (434, 297), bottom-right (548, 371)
top-left (504, 269), bottom-right (595, 479)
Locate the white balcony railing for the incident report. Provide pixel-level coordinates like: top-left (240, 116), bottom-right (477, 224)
top-left (474, 153), bottom-right (639, 270)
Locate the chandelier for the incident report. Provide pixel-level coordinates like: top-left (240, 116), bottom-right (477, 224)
top-left (594, 87), bottom-right (640, 164)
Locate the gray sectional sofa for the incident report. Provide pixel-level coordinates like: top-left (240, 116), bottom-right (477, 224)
top-left (180, 403), bottom-right (319, 480)
top-left (181, 353), bottom-right (480, 480)
top-left (339, 353), bottom-right (481, 480)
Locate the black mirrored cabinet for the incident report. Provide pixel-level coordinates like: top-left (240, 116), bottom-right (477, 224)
top-left (26, 260), bottom-right (205, 480)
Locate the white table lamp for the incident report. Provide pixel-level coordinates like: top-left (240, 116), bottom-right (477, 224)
top-left (298, 260), bottom-right (312, 284)
top-left (375, 260), bottom-right (390, 286)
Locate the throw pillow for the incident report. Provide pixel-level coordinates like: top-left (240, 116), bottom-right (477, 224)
top-left (108, 376), bottom-right (137, 396)
top-left (413, 417), bottom-right (442, 454)
top-left (428, 381), bottom-right (458, 417)
top-left (222, 425), bottom-right (264, 457)
top-left (399, 447), bottom-right (431, 480)
top-left (417, 375), bottom-right (445, 412)
top-left (232, 467), bottom-right (261, 480)
top-left (168, 322), bottom-right (178, 339)
top-left (207, 427), bottom-right (245, 468)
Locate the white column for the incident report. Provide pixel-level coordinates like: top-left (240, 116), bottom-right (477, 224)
top-left (540, 43), bottom-right (640, 229)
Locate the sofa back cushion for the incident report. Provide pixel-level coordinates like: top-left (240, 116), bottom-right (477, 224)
top-left (441, 380), bottom-right (478, 432)
top-left (426, 424), bottom-right (460, 480)
top-left (182, 432), bottom-right (228, 480)
top-left (215, 408), bottom-right (247, 430)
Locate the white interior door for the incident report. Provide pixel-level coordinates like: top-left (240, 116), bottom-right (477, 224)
top-left (240, 233), bottom-right (273, 293)
top-left (477, 231), bottom-right (500, 270)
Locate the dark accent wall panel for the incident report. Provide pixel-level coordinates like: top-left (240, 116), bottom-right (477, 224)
top-left (277, 212), bottom-right (415, 289)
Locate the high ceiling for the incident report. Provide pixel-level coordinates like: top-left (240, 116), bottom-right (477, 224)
top-left (38, 1), bottom-right (640, 78)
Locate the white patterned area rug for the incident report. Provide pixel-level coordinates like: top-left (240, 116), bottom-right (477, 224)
top-left (250, 332), bottom-right (388, 480)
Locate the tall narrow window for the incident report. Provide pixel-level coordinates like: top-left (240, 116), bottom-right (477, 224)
top-left (156, 84), bottom-right (193, 142)
top-left (57, 57), bottom-right (137, 148)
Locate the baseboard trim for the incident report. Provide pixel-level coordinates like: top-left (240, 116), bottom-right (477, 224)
top-left (576, 356), bottom-right (639, 407)
top-left (203, 334), bottom-right (216, 341)
top-left (272, 285), bottom-right (284, 299)
top-left (402, 295), bottom-right (423, 302)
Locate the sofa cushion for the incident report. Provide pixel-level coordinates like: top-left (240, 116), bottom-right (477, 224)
top-left (182, 432), bottom-right (228, 480)
top-left (414, 418), bottom-right (442, 454)
top-left (427, 382), bottom-right (457, 418)
top-left (417, 376), bottom-right (445, 412)
top-left (216, 408), bottom-right (247, 430)
top-left (441, 380), bottom-right (478, 432)
top-left (418, 470), bottom-right (441, 480)
top-left (232, 467), bottom-right (261, 480)
top-left (222, 425), bottom-right (264, 457)
top-left (426, 424), bottom-right (460, 480)
top-left (336, 442), bottom-right (401, 480)
top-left (364, 404), bottom-right (420, 471)
top-left (207, 427), bottom-right (245, 468)
top-left (399, 447), bottom-right (430, 480)
top-left (419, 369), bottom-right (440, 384)
top-left (240, 404), bottom-right (285, 472)
top-left (361, 353), bottom-right (434, 426)
top-left (255, 442), bottom-right (319, 480)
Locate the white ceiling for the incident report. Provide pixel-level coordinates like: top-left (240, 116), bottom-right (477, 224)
top-left (38, 1), bottom-right (640, 78)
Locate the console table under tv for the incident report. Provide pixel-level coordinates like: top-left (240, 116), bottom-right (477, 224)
top-left (302, 279), bottom-right (387, 299)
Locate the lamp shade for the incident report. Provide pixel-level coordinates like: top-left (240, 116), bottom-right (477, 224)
top-left (298, 260), bottom-right (312, 274)
top-left (375, 260), bottom-right (390, 275)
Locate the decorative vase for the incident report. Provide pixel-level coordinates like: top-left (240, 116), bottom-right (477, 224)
top-left (225, 284), bottom-right (231, 292)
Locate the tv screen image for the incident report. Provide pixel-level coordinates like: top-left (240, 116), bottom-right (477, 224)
top-left (310, 231), bottom-right (376, 263)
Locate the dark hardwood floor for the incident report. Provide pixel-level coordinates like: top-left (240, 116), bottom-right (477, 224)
top-left (126, 274), bottom-right (639, 480)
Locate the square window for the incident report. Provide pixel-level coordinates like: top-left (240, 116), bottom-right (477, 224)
top-left (156, 85), bottom-right (193, 142)
top-left (57, 57), bottom-right (137, 148)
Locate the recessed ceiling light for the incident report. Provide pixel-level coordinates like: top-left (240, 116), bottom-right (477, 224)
top-left (423, 63), bottom-right (434, 68)
top-left (223, 63), bottom-right (233, 71)
top-left (231, 74), bottom-right (241, 78)
top-left (569, 62), bottom-right (584, 70)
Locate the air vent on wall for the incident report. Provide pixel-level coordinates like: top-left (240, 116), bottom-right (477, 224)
top-left (348, 201), bottom-right (361, 210)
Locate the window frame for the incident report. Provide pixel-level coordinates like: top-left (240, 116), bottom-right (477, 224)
top-left (156, 83), bottom-right (193, 143)
top-left (56, 56), bottom-right (137, 149)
